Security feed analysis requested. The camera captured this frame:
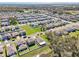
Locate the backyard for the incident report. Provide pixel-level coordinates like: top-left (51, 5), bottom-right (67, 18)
top-left (20, 46), bottom-right (52, 57)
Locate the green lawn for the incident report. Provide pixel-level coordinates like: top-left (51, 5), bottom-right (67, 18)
top-left (20, 46), bottom-right (51, 57)
top-left (19, 49), bottom-right (29, 56)
top-left (21, 25), bottom-right (41, 35)
top-left (0, 40), bottom-right (3, 42)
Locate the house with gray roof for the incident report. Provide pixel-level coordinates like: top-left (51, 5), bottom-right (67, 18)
top-left (0, 18), bottom-right (10, 27)
top-left (36, 37), bottom-right (46, 46)
top-left (15, 40), bottom-right (27, 52)
top-left (6, 43), bottom-right (17, 57)
top-left (27, 36), bottom-right (36, 46)
top-left (18, 20), bottom-right (28, 24)
top-left (0, 45), bottom-right (5, 57)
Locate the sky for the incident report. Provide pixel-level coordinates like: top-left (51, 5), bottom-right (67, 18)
top-left (0, 0), bottom-right (79, 2)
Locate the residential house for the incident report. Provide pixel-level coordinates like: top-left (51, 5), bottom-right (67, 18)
top-left (0, 18), bottom-right (10, 27)
top-left (6, 43), bottom-right (17, 57)
top-left (18, 20), bottom-right (28, 24)
top-left (15, 40), bottom-right (27, 52)
top-left (27, 36), bottom-right (36, 46)
top-left (2, 35), bottom-right (10, 41)
top-left (0, 45), bottom-right (5, 57)
top-left (11, 32), bottom-right (19, 38)
top-left (19, 31), bottom-right (26, 37)
top-left (36, 37), bottom-right (46, 46)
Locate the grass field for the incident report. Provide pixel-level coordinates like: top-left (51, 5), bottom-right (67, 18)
top-left (20, 46), bottom-right (51, 57)
top-left (21, 25), bottom-right (41, 35)
top-left (19, 49), bottom-right (29, 56)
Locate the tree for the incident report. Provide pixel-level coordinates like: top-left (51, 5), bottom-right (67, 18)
top-left (9, 17), bottom-right (18, 25)
top-left (17, 10), bottom-right (24, 13)
top-left (46, 31), bottom-right (79, 57)
top-left (41, 23), bottom-right (47, 31)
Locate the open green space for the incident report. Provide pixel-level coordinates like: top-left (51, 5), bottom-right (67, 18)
top-left (21, 25), bottom-right (41, 35)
